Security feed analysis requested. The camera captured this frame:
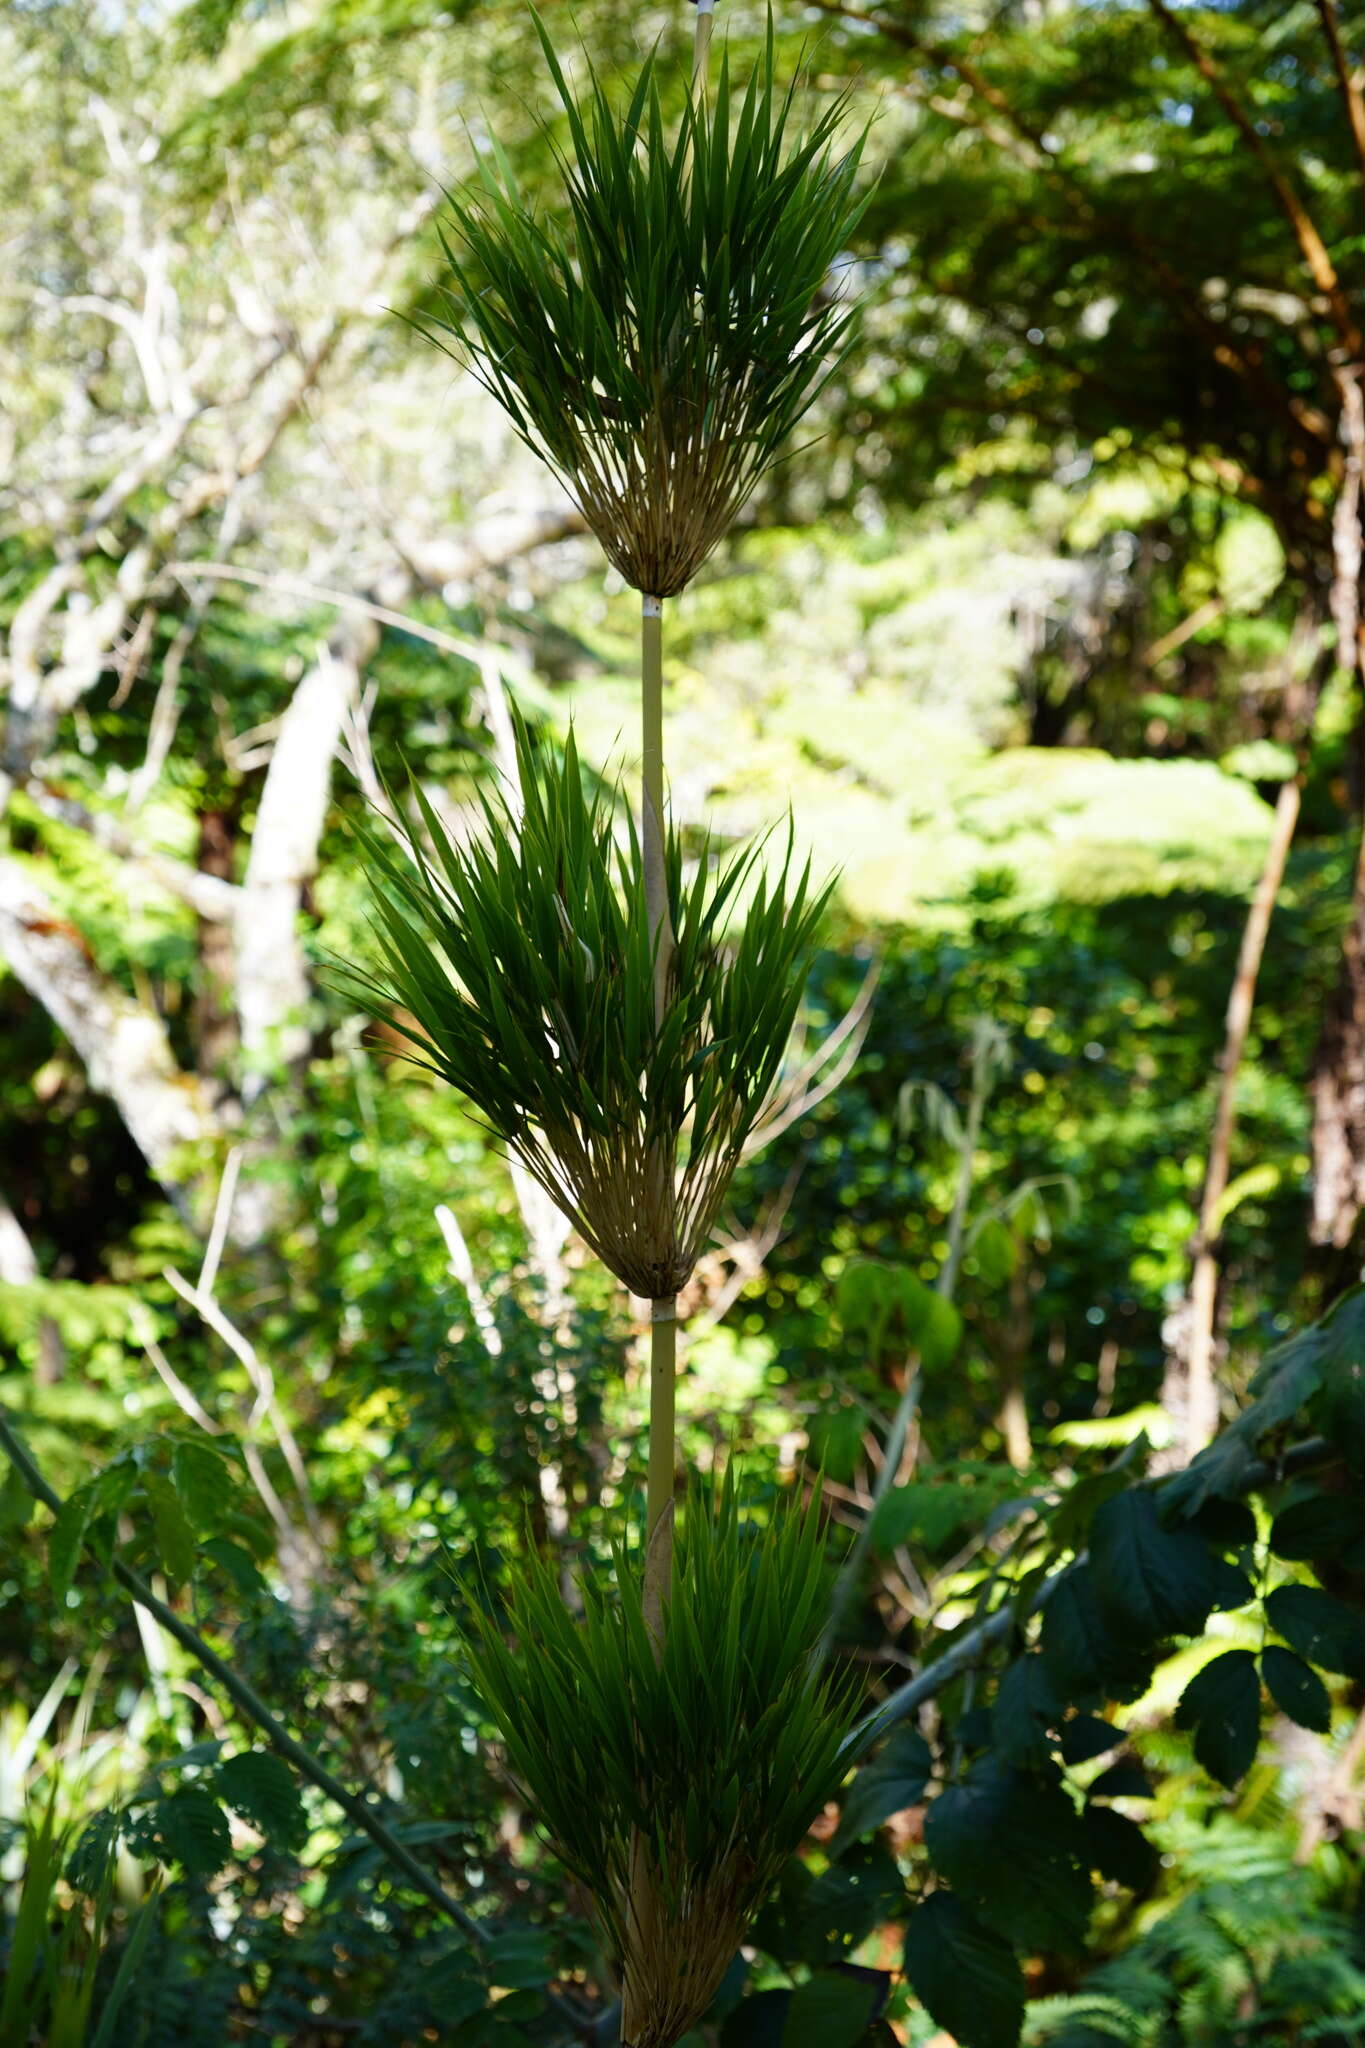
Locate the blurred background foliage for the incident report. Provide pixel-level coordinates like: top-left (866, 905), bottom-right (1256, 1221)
top-left (2, 0), bottom-right (1364, 2040)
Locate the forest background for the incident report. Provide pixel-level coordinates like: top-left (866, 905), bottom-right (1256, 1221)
top-left (2, 0), bottom-right (1365, 2042)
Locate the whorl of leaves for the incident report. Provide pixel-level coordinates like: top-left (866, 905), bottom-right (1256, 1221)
top-left (466, 1474), bottom-right (857, 2046)
top-left (423, 15), bottom-right (869, 596)
top-left (340, 728), bottom-right (831, 1297)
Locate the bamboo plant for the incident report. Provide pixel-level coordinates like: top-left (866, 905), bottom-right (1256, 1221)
top-left (347, 12), bottom-right (871, 2044)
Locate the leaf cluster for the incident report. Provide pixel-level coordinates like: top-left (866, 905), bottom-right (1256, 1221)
top-left (340, 728), bottom-right (831, 1297)
top-left (427, 16), bottom-right (868, 595)
top-left (466, 1473), bottom-right (857, 2038)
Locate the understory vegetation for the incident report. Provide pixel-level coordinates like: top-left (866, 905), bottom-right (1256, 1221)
top-left (2, 0), bottom-right (1364, 2043)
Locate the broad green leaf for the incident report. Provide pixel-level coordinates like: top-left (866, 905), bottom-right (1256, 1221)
top-left (49, 1483), bottom-right (97, 1602)
top-left (1176, 1649), bottom-right (1261, 1786)
top-left (1261, 1645), bottom-right (1332, 1733)
top-left (800, 1843), bottom-right (902, 1963)
top-left (1269, 1493), bottom-right (1365, 1564)
top-left (783, 1970), bottom-right (884, 2048)
top-left (1265, 1585), bottom-right (1365, 1680)
top-left (172, 1439), bottom-right (241, 1534)
top-left (487, 1928), bottom-right (552, 1990)
top-left (903, 1893), bottom-right (1024, 2048)
top-left (1089, 1490), bottom-right (1215, 1640)
top-left (216, 1751), bottom-right (307, 1853)
top-left (1040, 1565), bottom-right (1156, 1704)
top-left (994, 1653), bottom-right (1062, 1768)
top-left (925, 1759), bottom-right (1091, 1949)
top-left (908, 1288), bottom-right (963, 1372)
top-left (147, 1471), bottom-right (196, 1583)
top-left (200, 1536), bottom-right (268, 1596)
top-left (1087, 1758), bottom-right (1151, 1801)
top-left (0, 1459), bottom-right (33, 1530)
top-left (136, 1786), bottom-right (232, 1878)
top-left (832, 1726), bottom-right (932, 1853)
top-left (1082, 1805), bottom-right (1158, 1891)
top-left (1061, 1715), bottom-right (1120, 1765)
top-left (721, 1991), bottom-right (789, 2048)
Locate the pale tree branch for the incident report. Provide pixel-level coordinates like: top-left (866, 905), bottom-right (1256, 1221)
top-left (0, 857), bottom-right (221, 1214)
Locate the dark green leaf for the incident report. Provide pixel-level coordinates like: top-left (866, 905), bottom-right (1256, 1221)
top-left (1040, 1566), bottom-right (1156, 1704)
top-left (147, 1471), bottom-right (196, 1583)
top-left (1260, 1645), bottom-right (1332, 1733)
top-left (903, 1893), bottom-right (1024, 2048)
top-left (783, 1971), bottom-right (884, 2048)
top-left (1090, 1490), bottom-right (1215, 1641)
top-left (1265, 1585), bottom-right (1365, 1680)
top-left (1082, 1805), bottom-right (1158, 1891)
top-left (49, 1483), bottom-right (96, 1602)
top-left (1176, 1650), bottom-right (1261, 1786)
top-left (1270, 1493), bottom-right (1365, 1564)
top-left (994, 1653), bottom-right (1062, 1769)
top-left (925, 1759), bottom-right (1091, 1949)
top-left (722, 1991), bottom-right (789, 2048)
top-left (800, 1843), bottom-right (903, 1963)
top-left (832, 1727), bottom-right (931, 1853)
top-left (215, 1751), bottom-right (307, 1853)
top-left (1061, 1716), bottom-right (1120, 1765)
top-left (1088, 1758), bottom-right (1152, 1801)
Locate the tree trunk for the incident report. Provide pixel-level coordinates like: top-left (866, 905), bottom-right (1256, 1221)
top-left (1310, 362), bottom-right (1365, 1251)
top-left (235, 617), bottom-right (374, 1103)
top-left (0, 859), bottom-right (221, 1219)
top-left (1158, 773), bottom-right (1302, 1466)
top-left (0, 1194), bottom-right (64, 1386)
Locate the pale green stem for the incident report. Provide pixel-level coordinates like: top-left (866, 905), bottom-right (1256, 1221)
top-left (646, 1299), bottom-right (677, 1550)
top-left (641, 596), bottom-right (673, 1027)
top-left (640, 595), bottom-right (676, 1593)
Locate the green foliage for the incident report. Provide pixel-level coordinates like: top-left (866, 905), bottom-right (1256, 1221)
top-left (903, 1892), bottom-right (1025, 2048)
top-left (0, 1798), bottom-right (159, 2048)
top-left (342, 727), bottom-right (831, 1296)
top-left (465, 1473), bottom-right (856, 1977)
top-left (1026, 1849), bottom-right (1365, 2046)
top-left (429, 16), bottom-right (868, 595)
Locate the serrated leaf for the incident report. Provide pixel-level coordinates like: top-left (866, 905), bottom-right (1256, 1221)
top-left (1265, 1585), bottom-right (1365, 1680)
top-left (1088, 1757), bottom-right (1152, 1800)
top-left (832, 1726), bottom-right (931, 1853)
top-left (49, 1482), bottom-right (96, 1601)
top-left (139, 1786), bottom-right (232, 1877)
top-left (1270, 1493), bottom-right (1365, 1564)
top-left (200, 1536), bottom-right (267, 1596)
top-left (1082, 1805), bottom-right (1157, 1891)
top-left (783, 1969), bottom-right (885, 2048)
top-left (172, 1439), bottom-right (241, 1534)
top-left (1040, 1566), bottom-right (1156, 1704)
top-left (924, 1759), bottom-right (1091, 1949)
top-left (994, 1653), bottom-right (1062, 1768)
top-left (66, 1808), bottom-right (122, 1894)
top-left (903, 1892), bottom-right (1024, 2048)
top-left (215, 1751), bottom-right (306, 1853)
top-left (147, 1471), bottom-right (196, 1583)
top-left (800, 1843), bottom-right (902, 1963)
top-left (1260, 1645), bottom-right (1332, 1733)
top-left (1090, 1490), bottom-right (1215, 1641)
top-left (1176, 1650), bottom-right (1261, 1786)
top-left (1061, 1716), bottom-right (1120, 1765)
